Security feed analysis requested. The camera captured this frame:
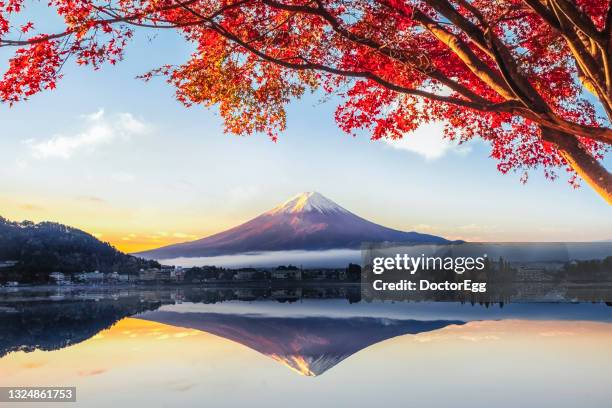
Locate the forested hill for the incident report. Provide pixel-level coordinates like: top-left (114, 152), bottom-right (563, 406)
top-left (0, 216), bottom-right (159, 282)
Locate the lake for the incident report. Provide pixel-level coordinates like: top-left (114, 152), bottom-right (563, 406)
top-left (1, 286), bottom-right (611, 407)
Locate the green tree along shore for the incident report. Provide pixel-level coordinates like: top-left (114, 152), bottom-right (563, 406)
top-left (0, 216), bottom-right (159, 283)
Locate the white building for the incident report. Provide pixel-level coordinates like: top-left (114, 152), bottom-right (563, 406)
top-left (271, 270), bottom-right (301, 280)
top-left (78, 271), bottom-right (105, 283)
top-left (105, 272), bottom-right (120, 281)
top-left (235, 271), bottom-right (257, 280)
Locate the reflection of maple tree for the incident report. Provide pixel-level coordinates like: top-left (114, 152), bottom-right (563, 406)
top-left (1, 0), bottom-right (611, 202)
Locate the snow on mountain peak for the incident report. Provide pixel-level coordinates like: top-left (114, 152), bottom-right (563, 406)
top-left (268, 192), bottom-right (348, 215)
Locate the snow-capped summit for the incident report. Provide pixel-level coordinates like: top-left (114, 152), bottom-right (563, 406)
top-left (268, 192), bottom-right (348, 215)
top-left (137, 192), bottom-right (449, 258)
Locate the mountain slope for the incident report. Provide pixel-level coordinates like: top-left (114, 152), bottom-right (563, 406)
top-left (0, 216), bottom-right (159, 282)
top-left (137, 192), bottom-right (449, 259)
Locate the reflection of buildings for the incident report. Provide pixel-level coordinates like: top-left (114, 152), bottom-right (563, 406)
top-left (0, 260), bottom-right (18, 269)
top-left (0, 296), bottom-right (163, 358)
top-left (49, 272), bottom-right (66, 284)
top-left (514, 266), bottom-right (554, 282)
top-left (138, 311), bottom-right (465, 376)
top-left (0, 288), bottom-right (464, 376)
top-left (0, 286), bottom-right (362, 359)
top-left (187, 286), bottom-right (362, 304)
top-left (3, 286), bottom-right (609, 371)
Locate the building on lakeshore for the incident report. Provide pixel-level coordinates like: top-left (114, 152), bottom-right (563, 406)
top-left (271, 269), bottom-right (302, 280)
top-left (77, 271), bottom-right (105, 283)
top-left (138, 268), bottom-right (159, 282)
top-left (235, 269), bottom-right (258, 281)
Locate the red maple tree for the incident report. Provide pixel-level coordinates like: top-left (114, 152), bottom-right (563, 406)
top-left (1, 0), bottom-right (612, 203)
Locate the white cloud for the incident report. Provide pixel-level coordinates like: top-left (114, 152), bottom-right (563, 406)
top-left (28, 109), bottom-right (150, 159)
top-left (383, 122), bottom-right (471, 160)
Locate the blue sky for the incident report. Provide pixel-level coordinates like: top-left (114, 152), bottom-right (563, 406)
top-left (0, 23), bottom-right (610, 251)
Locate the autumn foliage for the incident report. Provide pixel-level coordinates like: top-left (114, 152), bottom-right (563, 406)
top-left (1, 0), bottom-right (612, 202)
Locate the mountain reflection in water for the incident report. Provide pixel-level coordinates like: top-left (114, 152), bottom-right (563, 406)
top-left (1, 287), bottom-right (612, 375)
top-left (138, 311), bottom-right (464, 376)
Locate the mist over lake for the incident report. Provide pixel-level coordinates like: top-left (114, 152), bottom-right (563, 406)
top-left (159, 249), bottom-right (362, 268)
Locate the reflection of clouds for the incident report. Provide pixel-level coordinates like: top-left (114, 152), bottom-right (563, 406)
top-left (22, 361), bottom-right (46, 369)
top-left (413, 322), bottom-right (506, 343)
top-left (164, 379), bottom-right (197, 392)
top-left (411, 320), bottom-right (604, 345)
top-left (414, 333), bottom-right (501, 343)
top-left (78, 368), bottom-right (107, 377)
top-left (539, 331), bottom-right (576, 337)
top-left (101, 319), bottom-right (202, 340)
top-left (413, 334), bottom-right (443, 343)
top-left (459, 335), bottom-right (500, 342)
top-left (171, 383), bottom-right (197, 392)
top-left (174, 331), bottom-right (200, 338)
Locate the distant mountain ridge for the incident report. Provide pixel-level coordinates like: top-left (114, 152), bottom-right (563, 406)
top-left (0, 216), bottom-right (158, 282)
top-left (137, 192), bottom-right (449, 259)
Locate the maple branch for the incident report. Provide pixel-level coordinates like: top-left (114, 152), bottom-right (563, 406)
top-left (0, 31), bottom-right (74, 47)
top-left (542, 127), bottom-right (612, 204)
top-left (422, 0), bottom-right (551, 113)
top-left (410, 8), bottom-right (517, 101)
top-left (523, 0), bottom-right (612, 119)
top-left (0, 0), bottom-right (243, 47)
top-left (549, 0), bottom-right (606, 45)
top-left (175, 2), bottom-right (612, 145)
top-left (206, 25), bottom-right (491, 110)
top-left (259, 0), bottom-right (490, 106)
top-left (170, 0), bottom-right (612, 146)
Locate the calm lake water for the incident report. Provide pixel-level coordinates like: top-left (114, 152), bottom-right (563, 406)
top-left (1, 286), bottom-right (611, 407)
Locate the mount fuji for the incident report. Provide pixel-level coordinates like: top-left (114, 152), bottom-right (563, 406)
top-left (136, 192), bottom-right (449, 259)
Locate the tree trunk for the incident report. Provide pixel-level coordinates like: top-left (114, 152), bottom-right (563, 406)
top-left (542, 128), bottom-right (612, 205)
